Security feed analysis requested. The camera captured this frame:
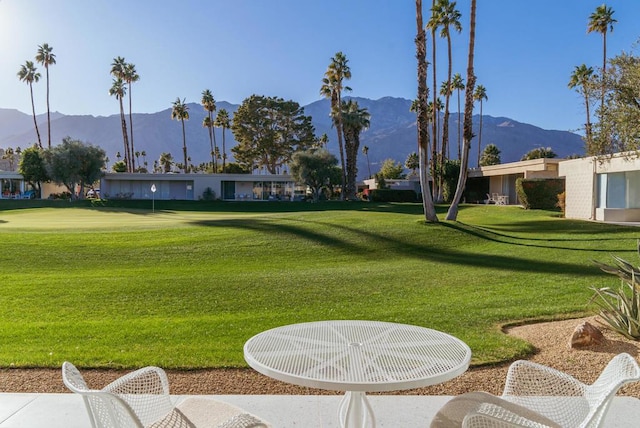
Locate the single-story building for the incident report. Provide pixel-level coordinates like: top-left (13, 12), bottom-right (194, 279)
top-left (100, 172), bottom-right (304, 201)
top-left (467, 158), bottom-right (563, 205)
top-left (559, 153), bottom-right (640, 222)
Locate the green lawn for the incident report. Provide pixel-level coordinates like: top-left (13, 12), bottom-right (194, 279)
top-left (0, 201), bottom-right (636, 369)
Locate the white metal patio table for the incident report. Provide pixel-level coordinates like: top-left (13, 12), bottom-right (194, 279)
top-left (244, 320), bottom-right (472, 428)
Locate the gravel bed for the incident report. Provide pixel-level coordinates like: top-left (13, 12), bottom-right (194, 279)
top-left (1, 317), bottom-right (638, 396)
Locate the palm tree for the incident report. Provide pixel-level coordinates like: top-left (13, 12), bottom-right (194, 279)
top-left (171, 98), bottom-right (190, 173)
top-left (110, 57), bottom-right (131, 172)
top-left (17, 61), bottom-right (42, 148)
top-left (341, 99), bottom-right (370, 199)
top-left (432, 0), bottom-right (462, 174)
top-left (426, 2), bottom-right (439, 197)
top-left (362, 145), bottom-right (372, 179)
top-left (109, 78), bottom-right (130, 172)
top-left (320, 52), bottom-right (352, 200)
top-left (451, 73), bottom-right (465, 160)
top-left (415, 0), bottom-right (438, 222)
top-left (214, 109), bottom-right (231, 173)
top-left (159, 152), bottom-right (174, 173)
top-left (473, 84), bottom-right (487, 167)
top-left (123, 62), bottom-right (139, 171)
top-left (201, 89), bottom-right (217, 171)
top-left (568, 64), bottom-right (596, 148)
top-left (446, 0), bottom-right (476, 221)
top-left (587, 4), bottom-right (616, 111)
top-left (35, 43), bottom-right (56, 149)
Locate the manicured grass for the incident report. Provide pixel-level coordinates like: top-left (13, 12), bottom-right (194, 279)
top-left (0, 201), bottom-right (637, 369)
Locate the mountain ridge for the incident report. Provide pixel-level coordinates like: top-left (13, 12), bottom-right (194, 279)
top-left (0, 97), bottom-right (584, 177)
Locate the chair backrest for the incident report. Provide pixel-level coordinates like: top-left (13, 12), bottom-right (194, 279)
top-left (62, 362), bottom-right (144, 428)
top-left (582, 352), bottom-right (640, 428)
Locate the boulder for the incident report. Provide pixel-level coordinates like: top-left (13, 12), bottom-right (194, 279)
top-left (569, 321), bottom-right (606, 348)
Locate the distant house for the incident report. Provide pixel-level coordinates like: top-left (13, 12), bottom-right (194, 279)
top-left (100, 172), bottom-right (303, 201)
top-left (466, 158), bottom-right (563, 205)
top-left (559, 153), bottom-right (640, 222)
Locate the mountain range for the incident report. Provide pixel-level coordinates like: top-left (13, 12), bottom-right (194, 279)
top-left (0, 97), bottom-right (584, 178)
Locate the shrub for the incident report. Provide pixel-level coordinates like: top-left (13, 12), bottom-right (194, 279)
top-left (591, 243), bottom-right (640, 340)
top-left (515, 178), bottom-right (564, 210)
top-left (556, 191), bottom-right (566, 216)
top-left (201, 187), bottom-right (216, 201)
top-left (369, 189), bottom-right (418, 202)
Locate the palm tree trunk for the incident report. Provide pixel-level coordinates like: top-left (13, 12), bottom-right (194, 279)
top-left (128, 84), bottom-right (135, 172)
top-left (118, 98), bottom-right (130, 171)
top-left (446, 0), bottom-right (476, 221)
top-left (336, 101), bottom-right (347, 201)
top-left (416, 0), bottom-right (438, 222)
top-left (181, 120), bottom-right (188, 173)
top-left (457, 89), bottom-right (461, 160)
top-left (212, 122), bottom-right (219, 172)
top-left (477, 101), bottom-right (483, 167)
top-left (46, 66), bottom-right (51, 149)
top-left (29, 83), bottom-right (42, 148)
top-left (430, 13), bottom-right (438, 201)
top-left (222, 127), bottom-right (226, 173)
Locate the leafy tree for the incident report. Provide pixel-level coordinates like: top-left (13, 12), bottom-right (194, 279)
top-left (17, 60), bottom-right (42, 148)
top-left (521, 147), bottom-right (557, 161)
top-left (320, 52), bottom-right (351, 200)
top-left (231, 95), bottom-right (314, 174)
top-left (378, 158), bottom-right (405, 179)
top-left (2, 147), bottom-right (17, 171)
top-left (223, 162), bottom-right (250, 174)
top-left (594, 52), bottom-right (640, 155)
top-left (171, 98), bottom-right (190, 173)
top-left (405, 152), bottom-right (419, 176)
top-left (290, 149), bottom-right (338, 202)
top-left (46, 137), bottom-right (105, 198)
top-left (479, 143), bottom-right (500, 166)
top-left (341, 99), bottom-right (370, 199)
top-left (568, 64), bottom-right (596, 149)
top-left (19, 145), bottom-right (48, 197)
top-left (473, 84), bottom-right (488, 167)
top-left (201, 89), bottom-right (218, 171)
top-left (214, 109), bottom-right (231, 172)
top-left (35, 43), bottom-right (56, 149)
top-left (415, 0), bottom-right (438, 222)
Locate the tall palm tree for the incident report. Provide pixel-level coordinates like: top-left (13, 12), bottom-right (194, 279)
top-left (201, 89), bottom-right (218, 172)
top-left (123, 62), bottom-right (139, 171)
top-left (473, 84), bottom-right (487, 167)
top-left (587, 4), bottom-right (616, 111)
top-left (439, 80), bottom-right (453, 159)
top-left (109, 78), bottom-right (130, 171)
top-left (568, 64), bottom-right (596, 148)
top-left (110, 57), bottom-right (131, 172)
top-left (35, 43), bottom-right (56, 149)
top-left (362, 145), bottom-right (372, 179)
top-left (446, 0), bottom-right (476, 221)
top-left (451, 72), bottom-right (465, 160)
top-left (214, 109), bottom-right (231, 173)
top-left (17, 61), bottom-right (42, 148)
top-left (159, 152), bottom-right (174, 173)
top-left (320, 52), bottom-right (352, 200)
top-left (415, 0), bottom-right (438, 222)
top-left (426, 2), bottom-right (439, 198)
top-left (433, 0), bottom-right (462, 200)
top-left (341, 99), bottom-right (370, 200)
top-left (171, 98), bottom-right (190, 173)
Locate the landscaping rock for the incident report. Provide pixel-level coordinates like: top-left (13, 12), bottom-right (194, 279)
top-left (569, 321), bottom-right (606, 348)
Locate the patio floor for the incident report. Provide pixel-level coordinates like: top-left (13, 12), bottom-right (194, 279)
top-left (1, 393), bottom-right (639, 427)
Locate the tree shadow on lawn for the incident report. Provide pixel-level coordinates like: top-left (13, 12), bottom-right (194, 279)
top-left (191, 218), bottom-right (604, 278)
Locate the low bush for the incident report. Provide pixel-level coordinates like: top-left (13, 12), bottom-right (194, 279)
top-left (369, 189), bottom-right (419, 202)
top-left (515, 178), bottom-right (564, 210)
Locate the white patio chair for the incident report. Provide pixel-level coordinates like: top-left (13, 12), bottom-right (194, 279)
top-left (62, 362), bottom-right (270, 428)
top-left (431, 353), bottom-right (640, 428)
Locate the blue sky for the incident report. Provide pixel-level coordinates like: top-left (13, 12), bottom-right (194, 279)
top-left (1, 0), bottom-right (639, 133)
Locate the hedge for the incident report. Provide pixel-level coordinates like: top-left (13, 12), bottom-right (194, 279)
top-left (515, 178), bottom-right (565, 210)
top-left (368, 189), bottom-right (419, 202)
